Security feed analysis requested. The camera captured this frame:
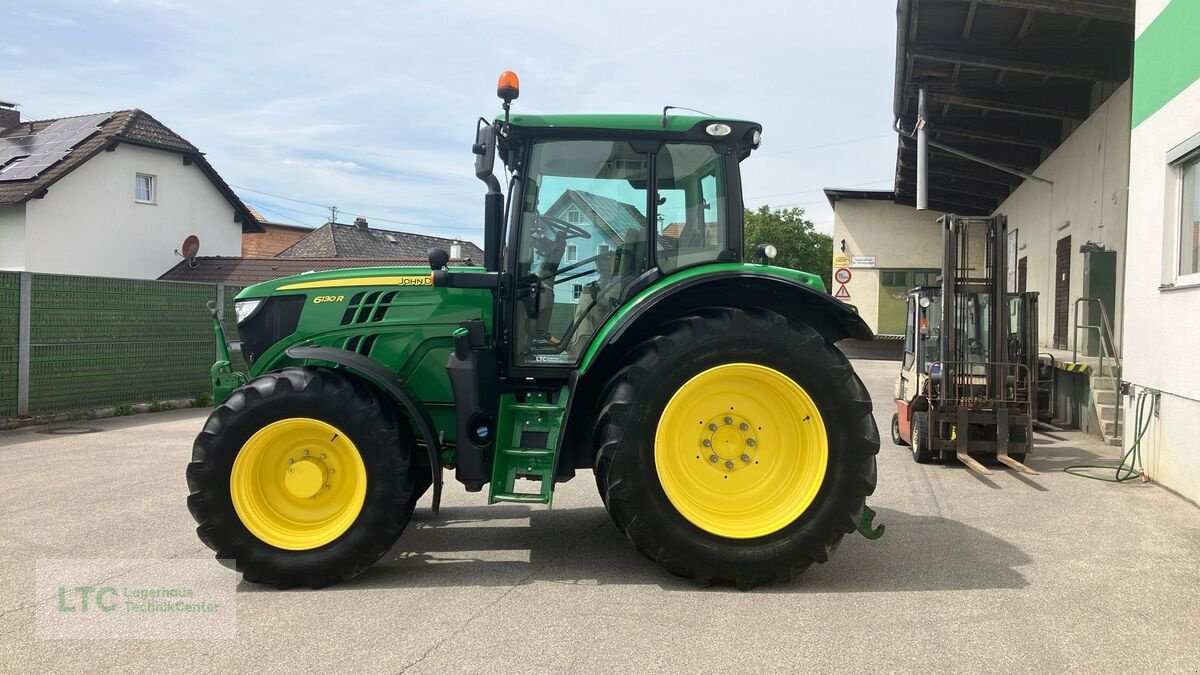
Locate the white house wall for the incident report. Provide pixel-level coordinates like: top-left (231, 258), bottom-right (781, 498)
top-left (22, 143), bottom-right (242, 279)
top-left (830, 199), bottom-right (942, 334)
top-left (992, 82), bottom-right (1132, 349)
top-left (0, 205), bottom-right (27, 270)
top-left (1121, 0), bottom-right (1200, 504)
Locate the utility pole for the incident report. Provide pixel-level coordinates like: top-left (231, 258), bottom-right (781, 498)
top-left (328, 206), bottom-right (338, 224)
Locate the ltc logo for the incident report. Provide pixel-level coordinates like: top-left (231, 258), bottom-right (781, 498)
top-left (57, 586), bottom-right (118, 612)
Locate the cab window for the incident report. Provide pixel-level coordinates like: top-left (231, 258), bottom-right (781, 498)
top-left (513, 140), bottom-right (651, 365)
top-left (656, 144), bottom-right (727, 272)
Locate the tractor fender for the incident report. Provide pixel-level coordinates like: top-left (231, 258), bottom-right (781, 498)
top-left (285, 345), bottom-right (443, 513)
top-left (580, 270), bottom-right (873, 376)
top-left (557, 270), bottom-right (874, 477)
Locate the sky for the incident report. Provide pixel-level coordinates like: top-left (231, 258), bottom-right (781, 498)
top-left (1, 0), bottom-right (901, 246)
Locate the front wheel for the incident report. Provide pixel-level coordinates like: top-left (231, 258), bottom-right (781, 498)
top-left (186, 367), bottom-right (420, 588)
top-left (891, 413), bottom-right (909, 447)
top-left (593, 307), bottom-right (879, 589)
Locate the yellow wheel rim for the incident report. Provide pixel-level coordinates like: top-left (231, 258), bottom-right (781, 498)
top-left (230, 418), bottom-right (367, 550)
top-left (654, 363), bottom-right (828, 539)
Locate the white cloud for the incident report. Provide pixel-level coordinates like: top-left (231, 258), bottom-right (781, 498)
top-left (281, 158), bottom-right (361, 171)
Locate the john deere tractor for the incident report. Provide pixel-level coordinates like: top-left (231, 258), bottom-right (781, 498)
top-left (187, 72), bottom-right (880, 589)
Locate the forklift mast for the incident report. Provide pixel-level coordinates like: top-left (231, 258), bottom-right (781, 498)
top-left (938, 213), bottom-right (1009, 381)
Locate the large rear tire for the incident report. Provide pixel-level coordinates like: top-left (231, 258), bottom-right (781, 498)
top-left (186, 367), bottom-right (419, 588)
top-left (593, 307), bottom-right (878, 589)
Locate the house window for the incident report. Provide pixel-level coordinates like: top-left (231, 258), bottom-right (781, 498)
top-left (1179, 154), bottom-right (1200, 280)
top-left (566, 244), bottom-right (578, 262)
top-left (881, 270), bottom-right (909, 287)
top-left (572, 284), bottom-right (583, 300)
top-left (566, 209), bottom-right (583, 224)
top-left (135, 173), bottom-right (156, 204)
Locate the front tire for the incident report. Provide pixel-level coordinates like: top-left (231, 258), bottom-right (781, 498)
top-left (593, 307), bottom-right (878, 589)
top-left (911, 411), bottom-right (935, 463)
top-left (891, 413), bottom-right (909, 446)
top-left (186, 367), bottom-right (419, 588)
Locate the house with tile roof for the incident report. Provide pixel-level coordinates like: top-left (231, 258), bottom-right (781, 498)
top-left (276, 217), bottom-right (484, 263)
top-left (240, 206), bottom-right (314, 257)
top-left (0, 104), bottom-right (259, 279)
top-left (543, 189), bottom-right (648, 303)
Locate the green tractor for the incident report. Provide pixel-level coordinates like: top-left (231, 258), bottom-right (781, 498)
top-left (187, 72), bottom-right (881, 589)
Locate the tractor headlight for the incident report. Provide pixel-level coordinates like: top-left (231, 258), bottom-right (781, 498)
top-left (753, 243), bottom-right (778, 261)
top-left (752, 130), bottom-right (762, 147)
top-left (234, 299), bottom-right (263, 324)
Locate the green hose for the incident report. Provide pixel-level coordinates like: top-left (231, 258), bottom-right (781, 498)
top-left (1064, 389), bottom-right (1152, 483)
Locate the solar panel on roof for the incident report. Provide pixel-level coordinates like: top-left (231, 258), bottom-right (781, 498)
top-left (0, 112), bottom-right (112, 182)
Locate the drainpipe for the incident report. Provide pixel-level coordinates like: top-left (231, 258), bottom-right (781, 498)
top-left (917, 88), bottom-right (928, 211)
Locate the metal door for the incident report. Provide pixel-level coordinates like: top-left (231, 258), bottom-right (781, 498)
top-left (1054, 236), bottom-right (1071, 349)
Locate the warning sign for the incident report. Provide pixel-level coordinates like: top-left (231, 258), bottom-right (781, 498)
top-left (834, 268), bottom-right (852, 284)
top-left (834, 284), bottom-right (851, 299)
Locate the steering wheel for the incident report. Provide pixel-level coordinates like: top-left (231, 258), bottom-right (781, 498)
top-left (535, 214), bottom-right (592, 240)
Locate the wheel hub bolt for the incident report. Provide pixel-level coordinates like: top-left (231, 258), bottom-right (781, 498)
top-left (708, 423), bottom-right (718, 431)
top-left (746, 439), bottom-right (756, 447)
top-left (724, 417), bottom-right (733, 425)
top-left (709, 455), bottom-right (719, 463)
top-left (739, 422), bottom-right (749, 431)
top-left (725, 460), bottom-right (735, 469)
top-left (740, 454), bottom-right (750, 462)
top-left (702, 439), bottom-right (712, 447)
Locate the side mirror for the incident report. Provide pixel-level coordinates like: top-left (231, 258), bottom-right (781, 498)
top-left (473, 121), bottom-right (496, 180)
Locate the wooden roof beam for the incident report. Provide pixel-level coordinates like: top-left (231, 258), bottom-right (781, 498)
top-left (939, 0), bottom-right (1133, 24)
top-left (909, 46), bottom-right (1125, 82)
top-left (926, 91), bottom-right (1089, 121)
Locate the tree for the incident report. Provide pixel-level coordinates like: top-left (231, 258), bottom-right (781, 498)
top-left (743, 205), bottom-right (834, 291)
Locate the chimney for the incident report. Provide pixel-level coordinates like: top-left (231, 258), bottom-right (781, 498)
top-left (0, 101), bottom-right (19, 132)
top-left (353, 216), bottom-right (369, 230)
top-left (450, 241), bottom-right (462, 259)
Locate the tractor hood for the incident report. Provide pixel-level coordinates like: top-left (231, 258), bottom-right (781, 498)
top-left (234, 265), bottom-right (486, 300)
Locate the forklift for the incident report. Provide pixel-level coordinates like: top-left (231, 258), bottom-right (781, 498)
top-left (891, 214), bottom-right (1040, 475)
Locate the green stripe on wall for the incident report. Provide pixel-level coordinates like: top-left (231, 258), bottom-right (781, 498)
top-left (1133, 0), bottom-right (1200, 127)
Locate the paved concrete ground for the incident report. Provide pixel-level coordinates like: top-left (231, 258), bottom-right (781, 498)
top-left (1, 359), bottom-right (1199, 673)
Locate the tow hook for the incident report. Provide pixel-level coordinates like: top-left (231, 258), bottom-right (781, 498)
top-left (856, 505), bottom-right (885, 540)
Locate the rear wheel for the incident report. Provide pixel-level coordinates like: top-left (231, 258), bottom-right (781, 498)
top-left (186, 367), bottom-right (419, 588)
top-left (911, 411), bottom-right (935, 463)
top-left (593, 307), bottom-right (878, 589)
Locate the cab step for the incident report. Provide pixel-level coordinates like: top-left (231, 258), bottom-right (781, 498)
top-left (488, 388), bottom-right (568, 506)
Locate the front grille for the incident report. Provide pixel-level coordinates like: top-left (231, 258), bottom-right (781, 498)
top-left (239, 295), bottom-right (305, 366)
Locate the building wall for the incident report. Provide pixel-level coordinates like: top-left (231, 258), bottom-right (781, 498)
top-left (830, 199), bottom-right (942, 334)
top-left (992, 81), bottom-right (1132, 349)
top-left (20, 144), bottom-right (243, 279)
top-left (0, 205), bottom-right (26, 270)
top-left (1122, 0), bottom-right (1200, 503)
top-left (242, 223), bottom-right (311, 257)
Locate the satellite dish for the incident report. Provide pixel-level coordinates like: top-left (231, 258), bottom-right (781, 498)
top-left (181, 234), bottom-right (200, 259)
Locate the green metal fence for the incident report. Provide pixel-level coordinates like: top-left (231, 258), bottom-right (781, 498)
top-left (3, 272), bottom-right (244, 419)
top-left (0, 273), bottom-right (19, 418)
